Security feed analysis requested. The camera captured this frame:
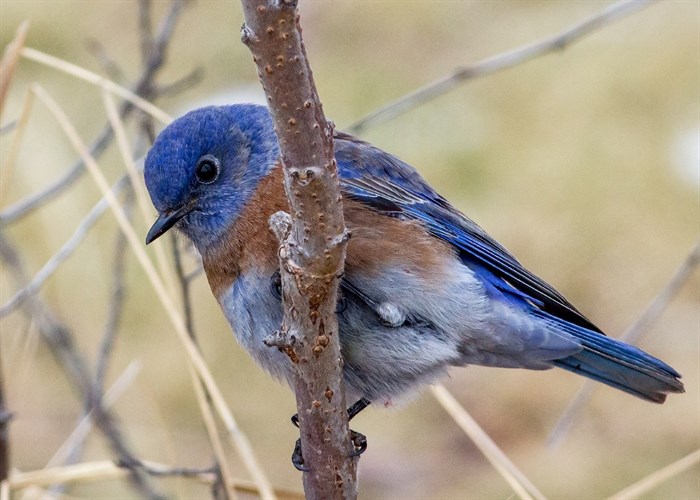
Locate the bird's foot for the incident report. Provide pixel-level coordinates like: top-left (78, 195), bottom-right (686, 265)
top-left (290, 429), bottom-right (368, 472)
top-left (349, 429), bottom-right (367, 457)
top-left (291, 438), bottom-right (308, 472)
top-left (290, 398), bottom-right (371, 471)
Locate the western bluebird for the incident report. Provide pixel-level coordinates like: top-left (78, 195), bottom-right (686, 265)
top-left (144, 104), bottom-right (683, 416)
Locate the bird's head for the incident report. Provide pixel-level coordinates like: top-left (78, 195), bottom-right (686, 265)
top-left (144, 104), bottom-right (279, 251)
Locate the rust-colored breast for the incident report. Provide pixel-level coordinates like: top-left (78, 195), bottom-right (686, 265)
top-left (202, 165), bottom-right (455, 298)
top-left (202, 166), bottom-right (288, 298)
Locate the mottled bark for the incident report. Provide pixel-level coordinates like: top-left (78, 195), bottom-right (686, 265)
top-left (239, 1), bottom-right (356, 499)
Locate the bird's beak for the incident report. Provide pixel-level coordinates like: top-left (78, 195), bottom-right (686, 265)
top-left (145, 204), bottom-right (193, 245)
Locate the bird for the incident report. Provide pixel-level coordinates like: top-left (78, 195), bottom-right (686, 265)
top-left (144, 103), bottom-right (683, 428)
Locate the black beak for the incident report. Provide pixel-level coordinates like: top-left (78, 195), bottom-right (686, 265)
top-left (145, 205), bottom-right (192, 244)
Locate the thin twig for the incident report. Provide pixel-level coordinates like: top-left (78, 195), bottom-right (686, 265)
top-left (185, 263), bottom-right (205, 284)
top-left (84, 38), bottom-right (128, 84)
top-left (0, 20), bottom-right (29, 119)
top-left (95, 189), bottom-right (133, 391)
top-left (547, 241), bottom-right (700, 447)
top-left (0, 122), bottom-right (115, 225)
top-left (101, 87), bottom-right (179, 302)
top-left (20, 47), bottom-right (172, 125)
top-left (46, 362), bottom-right (142, 469)
top-left (154, 67), bottom-right (205, 98)
top-left (0, 87), bottom-right (34, 203)
top-left (171, 235), bottom-right (196, 339)
top-left (9, 460), bottom-right (304, 499)
top-left (431, 384), bottom-right (546, 500)
top-left (606, 449), bottom-right (700, 500)
top-left (0, 0), bottom-right (182, 225)
top-left (168, 227), bottom-right (235, 499)
top-left (188, 364), bottom-right (237, 500)
top-left (0, 175), bottom-right (131, 318)
top-left (139, 0), bottom-right (155, 68)
top-left (346, 0), bottom-right (656, 134)
top-left (0, 352), bottom-right (9, 483)
top-left (0, 231), bottom-right (163, 499)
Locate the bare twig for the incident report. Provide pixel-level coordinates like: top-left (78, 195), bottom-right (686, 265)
top-left (0, 174), bottom-right (131, 318)
top-left (101, 87), bottom-right (179, 303)
top-left (186, 263), bottom-right (205, 284)
top-left (187, 364), bottom-right (237, 500)
top-left (0, 121), bottom-right (114, 225)
top-left (10, 460), bottom-right (304, 499)
top-left (0, 21), bottom-right (29, 476)
top-left (0, 0), bottom-right (182, 225)
top-left (0, 20), bottom-right (29, 119)
top-left (0, 87), bottom-right (35, 203)
top-left (346, 0), bottom-right (656, 134)
top-left (46, 361), bottom-right (142, 469)
top-left (607, 449), bottom-right (700, 500)
top-left (431, 385), bottom-right (546, 500)
top-left (547, 241), bottom-right (700, 447)
top-left (0, 354), bottom-right (9, 483)
top-left (240, 1), bottom-right (354, 498)
top-left (95, 190), bottom-right (133, 391)
top-left (139, 0), bottom-right (156, 66)
top-left (20, 48), bottom-right (172, 124)
top-left (85, 38), bottom-right (128, 83)
top-left (171, 235), bottom-right (196, 338)
top-left (0, 231), bottom-right (163, 499)
top-left (154, 67), bottom-right (205, 98)
top-left (169, 232), bottom-right (235, 500)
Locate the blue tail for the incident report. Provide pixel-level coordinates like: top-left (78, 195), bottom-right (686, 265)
top-left (537, 312), bottom-right (684, 403)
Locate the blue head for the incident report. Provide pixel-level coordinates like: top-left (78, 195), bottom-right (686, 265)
top-left (144, 104), bottom-right (280, 250)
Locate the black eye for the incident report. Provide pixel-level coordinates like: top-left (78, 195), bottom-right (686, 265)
top-left (195, 155), bottom-right (219, 184)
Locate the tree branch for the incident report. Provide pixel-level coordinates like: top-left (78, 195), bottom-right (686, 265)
top-left (346, 0), bottom-right (656, 134)
top-left (0, 353), bottom-right (9, 484)
top-left (0, 0), bottom-right (186, 226)
top-left (0, 174), bottom-right (130, 318)
top-left (547, 241), bottom-right (700, 447)
top-left (0, 231), bottom-right (163, 499)
top-left (240, 1), bottom-right (356, 498)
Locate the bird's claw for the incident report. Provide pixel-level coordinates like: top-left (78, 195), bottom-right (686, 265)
top-left (349, 429), bottom-right (367, 457)
top-left (290, 430), bottom-right (368, 471)
top-left (292, 438), bottom-right (309, 472)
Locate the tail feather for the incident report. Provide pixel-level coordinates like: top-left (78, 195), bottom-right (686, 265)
top-left (537, 312), bottom-right (684, 403)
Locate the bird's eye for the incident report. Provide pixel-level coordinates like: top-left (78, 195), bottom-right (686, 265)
top-left (195, 156), bottom-right (219, 184)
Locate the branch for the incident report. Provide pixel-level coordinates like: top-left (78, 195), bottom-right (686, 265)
top-left (0, 354), bottom-right (9, 484)
top-left (346, 0), bottom-right (656, 134)
top-left (10, 460), bottom-right (305, 499)
top-left (0, 175), bottom-right (130, 318)
top-left (95, 189), bottom-right (133, 392)
top-left (607, 449), bottom-right (700, 500)
top-left (240, 1), bottom-right (355, 498)
top-left (0, 0), bottom-right (185, 225)
top-left (0, 20), bottom-right (29, 119)
top-left (0, 231), bottom-right (163, 499)
top-left (547, 241), bottom-right (700, 447)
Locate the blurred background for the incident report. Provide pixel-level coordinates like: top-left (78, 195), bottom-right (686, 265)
top-left (1, 1), bottom-right (698, 498)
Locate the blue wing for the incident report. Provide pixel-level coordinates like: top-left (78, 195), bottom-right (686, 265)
top-left (334, 132), bottom-right (683, 403)
top-left (334, 131), bottom-right (599, 332)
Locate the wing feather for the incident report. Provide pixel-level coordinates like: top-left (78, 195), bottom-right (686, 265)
top-left (334, 131), bottom-right (601, 333)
